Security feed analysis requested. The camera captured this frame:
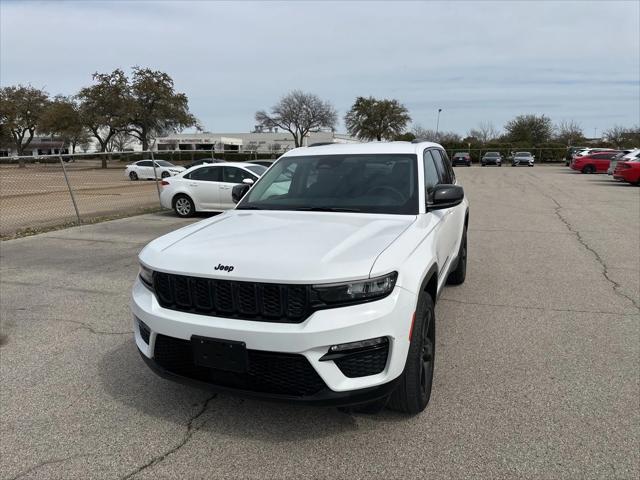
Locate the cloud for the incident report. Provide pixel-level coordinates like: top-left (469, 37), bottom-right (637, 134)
top-left (1, 0), bottom-right (638, 134)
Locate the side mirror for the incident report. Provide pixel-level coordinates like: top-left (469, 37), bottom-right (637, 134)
top-left (242, 178), bottom-right (254, 185)
top-left (232, 183), bottom-right (251, 203)
top-left (427, 185), bottom-right (464, 210)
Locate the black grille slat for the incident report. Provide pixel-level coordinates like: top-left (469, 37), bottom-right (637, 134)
top-left (286, 286), bottom-right (307, 318)
top-left (154, 335), bottom-right (326, 396)
top-left (152, 272), bottom-right (310, 323)
top-left (215, 281), bottom-right (234, 312)
top-left (173, 275), bottom-right (192, 308)
top-left (261, 284), bottom-right (283, 318)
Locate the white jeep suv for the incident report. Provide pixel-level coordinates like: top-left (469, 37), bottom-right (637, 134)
top-left (132, 142), bottom-right (469, 414)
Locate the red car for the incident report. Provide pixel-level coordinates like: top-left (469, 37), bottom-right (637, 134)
top-left (613, 159), bottom-right (640, 185)
top-left (570, 151), bottom-right (619, 173)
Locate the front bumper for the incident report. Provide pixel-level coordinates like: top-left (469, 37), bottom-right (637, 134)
top-left (131, 278), bottom-right (416, 403)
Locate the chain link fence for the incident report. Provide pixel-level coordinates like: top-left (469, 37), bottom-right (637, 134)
top-left (0, 149), bottom-right (285, 238)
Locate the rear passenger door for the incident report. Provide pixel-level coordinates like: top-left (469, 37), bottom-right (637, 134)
top-left (219, 167), bottom-right (257, 209)
top-left (592, 153), bottom-right (615, 172)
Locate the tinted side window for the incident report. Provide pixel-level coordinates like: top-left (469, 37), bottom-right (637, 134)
top-left (189, 166), bottom-right (221, 181)
top-left (137, 161), bottom-right (152, 167)
top-left (223, 167), bottom-right (254, 183)
top-left (435, 149), bottom-right (455, 183)
top-left (423, 150), bottom-right (440, 192)
top-left (430, 150), bottom-right (451, 184)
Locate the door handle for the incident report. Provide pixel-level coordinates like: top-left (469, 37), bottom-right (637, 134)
top-left (189, 183), bottom-right (197, 187)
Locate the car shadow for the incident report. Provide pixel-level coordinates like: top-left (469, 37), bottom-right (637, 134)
top-left (99, 341), bottom-right (409, 442)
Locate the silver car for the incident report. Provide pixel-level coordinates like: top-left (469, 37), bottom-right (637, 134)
top-left (511, 152), bottom-right (535, 167)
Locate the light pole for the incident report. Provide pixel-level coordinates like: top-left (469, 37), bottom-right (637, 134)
top-left (435, 108), bottom-right (442, 140)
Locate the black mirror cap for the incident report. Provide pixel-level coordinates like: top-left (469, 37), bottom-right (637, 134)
top-left (232, 184), bottom-right (251, 204)
top-left (427, 184), bottom-right (464, 210)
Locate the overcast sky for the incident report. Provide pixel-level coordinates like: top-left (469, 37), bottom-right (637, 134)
top-left (1, 0), bottom-right (639, 137)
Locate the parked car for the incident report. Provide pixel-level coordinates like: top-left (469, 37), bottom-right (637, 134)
top-left (566, 146), bottom-right (587, 166)
top-left (247, 160), bottom-right (276, 168)
top-left (183, 158), bottom-right (226, 169)
top-left (125, 160), bottom-right (185, 180)
top-left (159, 162), bottom-right (267, 217)
top-left (481, 152), bottom-right (502, 166)
top-left (133, 141), bottom-right (469, 414)
top-left (570, 151), bottom-right (619, 174)
top-left (452, 152), bottom-right (472, 166)
top-left (613, 157), bottom-right (640, 185)
top-left (607, 150), bottom-right (635, 175)
top-left (511, 152), bottom-right (535, 167)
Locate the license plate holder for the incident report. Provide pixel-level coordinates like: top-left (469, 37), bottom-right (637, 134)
top-left (192, 336), bottom-right (248, 373)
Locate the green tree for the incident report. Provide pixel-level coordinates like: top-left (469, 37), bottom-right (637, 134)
top-left (344, 96), bottom-right (411, 141)
top-left (128, 67), bottom-right (198, 150)
top-left (255, 90), bottom-right (337, 147)
top-left (40, 96), bottom-right (91, 153)
top-left (504, 114), bottom-right (553, 145)
top-left (77, 69), bottom-right (130, 163)
top-left (0, 85), bottom-right (50, 156)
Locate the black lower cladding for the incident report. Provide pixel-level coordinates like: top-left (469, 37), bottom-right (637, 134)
top-left (138, 319), bottom-right (151, 345)
top-left (334, 344), bottom-right (389, 378)
top-left (153, 334), bottom-right (326, 396)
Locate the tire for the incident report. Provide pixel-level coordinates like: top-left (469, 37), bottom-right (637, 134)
top-left (161, 171), bottom-right (170, 179)
top-left (498, 163), bottom-right (502, 167)
top-left (388, 292), bottom-right (435, 414)
top-left (447, 228), bottom-right (467, 285)
top-left (582, 165), bottom-right (595, 174)
top-left (481, 163), bottom-right (485, 167)
top-left (173, 194), bottom-right (195, 218)
top-left (129, 171), bottom-right (138, 181)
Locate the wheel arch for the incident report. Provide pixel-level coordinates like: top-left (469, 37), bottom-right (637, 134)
top-left (418, 263), bottom-right (439, 305)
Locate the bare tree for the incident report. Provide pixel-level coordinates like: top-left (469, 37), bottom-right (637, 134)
top-left (412, 125), bottom-right (437, 141)
top-left (603, 125), bottom-right (640, 148)
top-left (467, 121), bottom-right (499, 144)
top-left (255, 90), bottom-right (337, 147)
top-left (106, 131), bottom-right (135, 152)
top-left (554, 120), bottom-right (584, 146)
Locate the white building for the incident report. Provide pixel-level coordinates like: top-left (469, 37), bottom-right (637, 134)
top-left (155, 130), bottom-right (359, 153)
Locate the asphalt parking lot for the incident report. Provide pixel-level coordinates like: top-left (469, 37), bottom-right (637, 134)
top-left (1, 166), bottom-right (638, 479)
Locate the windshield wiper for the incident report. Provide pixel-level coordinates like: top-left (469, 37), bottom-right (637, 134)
top-left (293, 207), bottom-right (362, 213)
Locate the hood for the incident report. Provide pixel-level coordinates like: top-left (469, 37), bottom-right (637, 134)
top-left (140, 210), bottom-right (415, 284)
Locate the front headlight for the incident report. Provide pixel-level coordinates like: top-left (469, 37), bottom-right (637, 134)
top-left (139, 264), bottom-right (154, 290)
top-left (312, 272), bottom-right (397, 306)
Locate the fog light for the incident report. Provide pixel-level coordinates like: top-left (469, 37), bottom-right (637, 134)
top-left (329, 337), bottom-right (388, 353)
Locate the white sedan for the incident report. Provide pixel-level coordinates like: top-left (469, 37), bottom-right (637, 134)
top-left (125, 160), bottom-right (185, 181)
top-left (160, 162), bottom-right (267, 217)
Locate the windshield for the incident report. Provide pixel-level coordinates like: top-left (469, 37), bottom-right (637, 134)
top-left (245, 165), bottom-right (267, 176)
top-left (484, 152), bottom-right (499, 157)
top-left (238, 153), bottom-right (419, 215)
top-left (515, 152), bottom-right (531, 157)
top-left (453, 153), bottom-right (468, 158)
top-left (154, 160), bottom-right (174, 167)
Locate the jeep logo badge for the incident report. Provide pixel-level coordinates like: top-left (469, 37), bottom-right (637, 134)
top-left (214, 263), bottom-right (234, 272)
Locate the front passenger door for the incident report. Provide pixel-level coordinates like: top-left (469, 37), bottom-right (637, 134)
top-left (219, 167), bottom-right (256, 209)
top-left (185, 166), bottom-right (222, 210)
